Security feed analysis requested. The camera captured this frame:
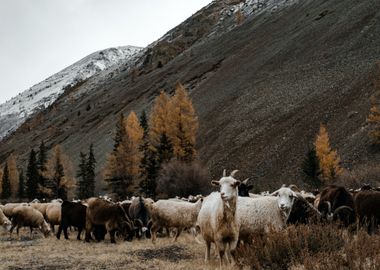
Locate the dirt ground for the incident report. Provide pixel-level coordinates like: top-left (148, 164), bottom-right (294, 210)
top-left (0, 228), bottom-right (227, 270)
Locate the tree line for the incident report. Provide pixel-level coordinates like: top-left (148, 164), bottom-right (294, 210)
top-left (0, 142), bottom-right (95, 201)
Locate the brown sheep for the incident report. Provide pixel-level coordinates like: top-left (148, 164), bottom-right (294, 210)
top-left (318, 185), bottom-right (355, 225)
top-left (355, 190), bottom-right (380, 234)
top-left (10, 206), bottom-right (51, 238)
top-left (85, 198), bottom-right (134, 243)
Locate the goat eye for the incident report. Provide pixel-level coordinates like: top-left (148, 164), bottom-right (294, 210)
top-left (230, 184), bottom-right (234, 187)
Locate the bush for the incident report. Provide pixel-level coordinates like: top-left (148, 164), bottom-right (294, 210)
top-left (336, 164), bottom-right (380, 188)
top-left (236, 224), bottom-right (380, 270)
top-left (156, 160), bottom-right (211, 198)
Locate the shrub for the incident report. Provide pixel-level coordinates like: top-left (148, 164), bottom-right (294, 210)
top-left (236, 224), bottom-right (344, 269)
top-left (156, 160), bottom-right (211, 198)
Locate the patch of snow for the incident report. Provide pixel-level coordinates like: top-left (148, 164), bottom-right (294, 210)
top-left (0, 46), bottom-right (142, 140)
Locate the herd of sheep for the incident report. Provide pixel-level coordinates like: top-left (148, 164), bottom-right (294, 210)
top-left (1, 169), bottom-right (379, 267)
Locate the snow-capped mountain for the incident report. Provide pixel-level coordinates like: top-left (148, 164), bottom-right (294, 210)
top-left (0, 45), bottom-right (142, 139)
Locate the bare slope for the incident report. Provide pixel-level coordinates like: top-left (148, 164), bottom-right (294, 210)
top-left (1, 0), bottom-right (380, 191)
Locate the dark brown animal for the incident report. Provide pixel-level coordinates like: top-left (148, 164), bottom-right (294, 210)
top-left (237, 178), bottom-right (253, 197)
top-left (318, 185), bottom-right (355, 226)
top-left (128, 197), bottom-right (152, 238)
top-left (85, 198), bottom-right (133, 243)
top-left (57, 201), bottom-right (107, 241)
top-left (355, 190), bottom-right (380, 234)
top-left (57, 201), bottom-right (86, 240)
top-left (287, 195), bottom-right (321, 225)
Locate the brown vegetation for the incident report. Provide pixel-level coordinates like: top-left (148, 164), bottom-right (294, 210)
top-left (236, 224), bottom-right (380, 270)
top-left (156, 160), bottom-right (211, 198)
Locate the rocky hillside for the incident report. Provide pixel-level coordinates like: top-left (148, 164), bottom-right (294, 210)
top-left (1, 0), bottom-right (380, 192)
top-left (0, 46), bottom-right (142, 139)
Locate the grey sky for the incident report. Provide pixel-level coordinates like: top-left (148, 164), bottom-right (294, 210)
top-left (0, 0), bottom-right (212, 104)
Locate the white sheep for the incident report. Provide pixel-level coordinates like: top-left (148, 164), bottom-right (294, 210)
top-left (30, 202), bottom-right (49, 217)
top-left (2, 203), bottom-right (28, 218)
top-left (146, 198), bottom-right (203, 243)
top-left (0, 207), bottom-right (11, 231)
top-left (10, 205), bottom-right (51, 238)
top-left (237, 187), bottom-right (297, 241)
top-left (46, 202), bottom-right (62, 233)
top-left (197, 169), bottom-right (241, 266)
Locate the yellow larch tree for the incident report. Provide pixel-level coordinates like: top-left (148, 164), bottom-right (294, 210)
top-left (7, 154), bottom-right (19, 199)
top-left (167, 83), bottom-right (199, 162)
top-left (104, 111), bottom-right (144, 199)
top-left (314, 124), bottom-right (343, 183)
top-left (124, 111), bottom-right (144, 177)
top-left (149, 91), bottom-right (171, 146)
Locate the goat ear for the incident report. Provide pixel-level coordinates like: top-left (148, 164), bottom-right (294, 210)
top-left (233, 180), bottom-right (241, 188)
top-left (211, 180), bottom-right (220, 187)
top-left (230, 170), bottom-right (239, 177)
top-left (247, 185), bottom-right (254, 191)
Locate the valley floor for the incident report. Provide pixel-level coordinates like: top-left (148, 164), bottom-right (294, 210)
top-left (0, 229), bottom-right (221, 270)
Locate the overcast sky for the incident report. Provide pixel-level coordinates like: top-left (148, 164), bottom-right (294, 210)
top-left (0, 0), bottom-right (212, 104)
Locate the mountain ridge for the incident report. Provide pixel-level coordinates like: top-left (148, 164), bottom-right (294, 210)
top-left (0, 45), bottom-right (142, 140)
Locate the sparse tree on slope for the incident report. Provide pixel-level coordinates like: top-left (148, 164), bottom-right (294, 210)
top-left (315, 124), bottom-right (343, 183)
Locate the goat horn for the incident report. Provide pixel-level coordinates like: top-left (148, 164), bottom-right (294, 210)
top-left (230, 170), bottom-right (239, 177)
top-left (223, 169), bottom-right (226, 177)
top-left (242, 178), bottom-right (249, 185)
top-left (289, 184), bottom-right (300, 192)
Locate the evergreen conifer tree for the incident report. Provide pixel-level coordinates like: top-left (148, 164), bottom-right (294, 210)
top-left (301, 147), bottom-right (321, 188)
top-left (18, 169), bottom-right (25, 199)
top-left (76, 151), bottom-right (87, 199)
top-left (26, 149), bottom-right (39, 200)
top-left (1, 163), bottom-right (11, 199)
top-left (139, 111), bottom-right (158, 198)
top-left (37, 141), bottom-right (48, 198)
top-left (86, 144), bottom-right (96, 198)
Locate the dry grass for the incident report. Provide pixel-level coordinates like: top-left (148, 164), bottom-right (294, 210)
top-left (3, 224), bottom-right (380, 270)
top-left (0, 228), bottom-right (223, 270)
